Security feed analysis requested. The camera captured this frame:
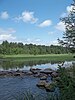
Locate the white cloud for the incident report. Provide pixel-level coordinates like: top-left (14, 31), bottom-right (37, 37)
top-left (0, 11), bottom-right (9, 19)
top-left (32, 39), bottom-right (41, 45)
top-left (55, 21), bottom-right (65, 32)
top-left (47, 40), bottom-right (59, 46)
top-left (0, 28), bottom-right (16, 41)
top-left (50, 40), bottom-right (59, 45)
top-left (23, 38), bottom-right (41, 45)
top-left (15, 11), bottom-right (38, 23)
top-left (26, 38), bottom-right (31, 43)
top-left (58, 5), bottom-right (75, 32)
top-left (0, 34), bottom-right (16, 40)
top-left (38, 20), bottom-right (52, 27)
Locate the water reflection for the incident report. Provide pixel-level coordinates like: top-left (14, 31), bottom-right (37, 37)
top-left (0, 60), bottom-right (61, 70)
top-left (0, 59), bottom-right (74, 71)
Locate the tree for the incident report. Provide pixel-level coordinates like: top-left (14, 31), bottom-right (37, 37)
top-left (58, 0), bottom-right (75, 53)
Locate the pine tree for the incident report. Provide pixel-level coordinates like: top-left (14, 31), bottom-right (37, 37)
top-left (58, 0), bottom-right (75, 53)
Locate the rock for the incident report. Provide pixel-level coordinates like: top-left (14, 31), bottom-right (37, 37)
top-left (13, 73), bottom-right (20, 76)
top-left (40, 75), bottom-right (47, 80)
top-left (36, 80), bottom-right (56, 92)
top-left (45, 82), bottom-right (56, 92)
top-left (51, 72), bottom-right (58, 78)
top-left (10, 70), bottom-right (25, 77)
top-left (34, 73), bottom-right (47, 78)
top-left (30, 68), bottom-right (41, 74)
top-left (13, 72), bottom-right (24, 76)
top-left (0, 71), bottom-right (11, 76)
top-left (6, 71), bottom-right (15, 76)
top-left (36, 80), bottom-right (46, 87)
top-left (16, 70), bottom-right (20, 72)
top-left (26, 71), bottom-right (33, 75)
top-left (0, 70), bottom-right (27, 77)
top-left (0, 72), bottom-right (5, 76)
top-left (34, 73), bottom-right (41, 77)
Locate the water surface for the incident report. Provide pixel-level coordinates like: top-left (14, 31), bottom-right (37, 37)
top-left (0, 60), bottom-right (74, 100)
top-left (0, 60), bottom-right (74, 71)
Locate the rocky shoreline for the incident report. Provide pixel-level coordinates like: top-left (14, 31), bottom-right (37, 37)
top-left (0, 68), bottom-right (59, 92)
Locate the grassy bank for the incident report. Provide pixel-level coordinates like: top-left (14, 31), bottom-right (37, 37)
top-left (1, 54), bottom-right (75, 62)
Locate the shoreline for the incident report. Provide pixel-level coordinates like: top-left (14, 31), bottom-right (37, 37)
top-left (0, 54), bottom-right (75, 62)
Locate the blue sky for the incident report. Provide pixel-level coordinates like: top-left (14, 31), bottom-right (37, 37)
top-left (0, 0), bottom-right (73, 45)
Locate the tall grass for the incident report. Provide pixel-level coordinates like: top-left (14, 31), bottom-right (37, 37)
top-left (2, 54), bottom-right (75, 62)
top-left (14, 91), bottom-right (35, 100)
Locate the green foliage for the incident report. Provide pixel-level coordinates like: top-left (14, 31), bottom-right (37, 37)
top-left (0, 41), bottom-right (70, 55)
top-left (58, 1), bottom-right (75, 53)
top-left (57, 64), bottom-right (75, 100)
top-left (3, 54), bottom-right (75, 62)
top-left (15, 91), bottom-right (36, 100)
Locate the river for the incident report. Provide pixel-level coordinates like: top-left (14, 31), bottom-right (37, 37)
top-left (0, 60), bottom-right (74, 100)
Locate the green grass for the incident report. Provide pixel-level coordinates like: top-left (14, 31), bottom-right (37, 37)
top-left (1, 54), bottom-right (75, 62)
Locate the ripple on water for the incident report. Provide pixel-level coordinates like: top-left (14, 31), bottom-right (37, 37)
top-left (0, 76), bottom-right (52, 100)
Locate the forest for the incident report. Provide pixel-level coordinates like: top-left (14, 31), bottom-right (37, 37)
top-left (0, 40), bottom-right (71, 55)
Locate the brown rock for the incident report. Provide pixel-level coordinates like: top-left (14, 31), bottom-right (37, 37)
top-left (40, 75), bottom-right (47, 80)
top-left (26, 71), bottom-right (33, 75)
top-left (36, 80), bottom-right (46, 87)
top-left (51, 72), bottom-right (58, 78)
top-left (45, 82), bottom-right (56, 92)
top-left (30, 68), bottom-right (41, 74)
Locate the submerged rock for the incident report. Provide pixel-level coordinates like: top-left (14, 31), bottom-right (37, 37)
top-left (36, 80), bottom-right (56, 92)
top-left (45, 82), bottom-right (56, 92)
top-left (36, 80), bottom-right (46, 87)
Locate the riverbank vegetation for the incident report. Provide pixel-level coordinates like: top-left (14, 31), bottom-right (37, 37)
top-left (57, 63), bottom-right (75, 100)
top-left (1, 54), bottom-right (75, 62)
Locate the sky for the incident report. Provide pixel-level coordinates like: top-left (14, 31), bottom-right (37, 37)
top-left (0, 0), bottom-right (73, 45)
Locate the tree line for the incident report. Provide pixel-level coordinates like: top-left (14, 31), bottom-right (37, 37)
top-left (0, 40), bottom-right (70, 55)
